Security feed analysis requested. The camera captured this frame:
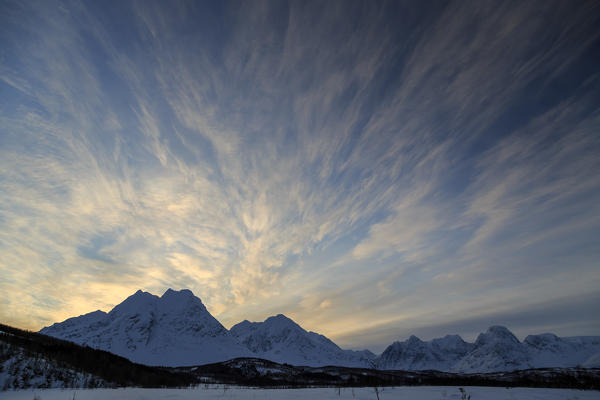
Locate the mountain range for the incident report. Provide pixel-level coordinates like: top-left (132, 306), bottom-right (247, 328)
top-left (5, 323), bottom-right (600, 390)
top-left (40, 289), bottom-right (600, 372)
top-left (40, 289), bottom-right (250, 366)
top-left (230, 314), bottom-right (375, 367)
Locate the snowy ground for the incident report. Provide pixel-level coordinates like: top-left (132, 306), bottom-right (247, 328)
top-left (2, 386), bottom-right (599, 400)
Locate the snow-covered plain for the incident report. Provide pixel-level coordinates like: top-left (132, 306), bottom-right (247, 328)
top-left (3, 386), bottom-right (599, 400)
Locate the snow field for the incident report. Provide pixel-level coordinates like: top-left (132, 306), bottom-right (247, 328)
top-left (3, 386), bottom-right (599, 400)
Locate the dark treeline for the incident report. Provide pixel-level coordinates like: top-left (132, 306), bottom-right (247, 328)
top-left (185, 358), bottom-right (600, 390)
top-left (0, 323), bottom-right (195, 388)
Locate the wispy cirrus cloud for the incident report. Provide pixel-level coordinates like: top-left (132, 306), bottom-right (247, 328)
top-left (0, 0), bottom-right (598, 350)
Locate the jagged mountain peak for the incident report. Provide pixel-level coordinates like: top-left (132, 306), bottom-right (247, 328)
top-left (432, 334), bottom-right (466, 345)
top-left (487, 325), bottom-right (515, 335)
top-left (455, 326), bottom-right (529, 373)
top-left (39, 289), bottom-right (600, 372)
top-left (159, 288), bottom-right (208, 316)
top-left (161, 288), bottom-right (195, 299)
top-left (230, 319), bottom-right (252, 330)
top-left (379, 327), bottom-right (599, 373)
top-left (407, 335), bottom-right (424, 344)
top-left (386, 335), bottom-right (429, 349)
top-left (230, 314), bottom-right (303, 336)
top-left (524, 333), bottom-right (560, 346)
top-left (377, 332), bottom-right (472, 371)
top-left (40, 288), bottom-right (250, 366)
top-left (107, 288), bottom-right (207, 318)
top-left (475, 325), bottom-right (520, 346)
top-left (231, 314), bottom-right (309, 339)
top-left (87, 310), bottom-right (108, 318)
top-left (262, 314), bottom-right (302, 330)
top-left (267, 313), bottom-right (293, 322)
top-left (431, 335), bottom-right (472, 354)
top-left (109, 290), bottom-right (157, 316)
top-left (132, 289), bottom-right (155, 298)
top-left (230, 314), bottom-right (373, 367)
top-left (442, 334), bottom-right (464, 341)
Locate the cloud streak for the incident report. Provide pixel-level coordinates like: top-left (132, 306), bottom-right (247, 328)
top-left (0, 0), bottom-right (598, 350)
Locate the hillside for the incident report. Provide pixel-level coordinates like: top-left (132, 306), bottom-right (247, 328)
top-left (0, 324), bottom-right (194, 389)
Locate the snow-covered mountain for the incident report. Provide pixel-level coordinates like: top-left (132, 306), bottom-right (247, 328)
top-left (230, 314), bottom-right (375, 367)
top-left (39, 289), bottom-right (600, 372)
top-left (453, 326), bottom-right (530, 372)
top-left (40, 289), bottom-right (251, 367)
top-left (40, 289), bottom-right (373, 368)
top-left (524, 333), bottom-right (600, 368)
top-left (377, 334), bottom-right (473, 371)
top-left (378, 326), bottom-right (600, 373)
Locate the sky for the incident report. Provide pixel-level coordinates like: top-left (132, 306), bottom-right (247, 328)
top-left (1, 0), bottom-right (599, 352)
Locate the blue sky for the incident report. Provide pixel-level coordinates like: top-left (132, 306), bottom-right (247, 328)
top-left (1, 0), bottom-right (599, 352)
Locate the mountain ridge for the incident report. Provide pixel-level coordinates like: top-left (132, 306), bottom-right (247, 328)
top-left (41, 288), bottom-right (251, 367)
top-left (230, 313), bottom-right (375, 367)
top-left (5, 323), bottom-right (600, 390)
top-left (40, 289), bottom-right (600, 371)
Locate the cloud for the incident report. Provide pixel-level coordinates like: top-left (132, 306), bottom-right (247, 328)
top-left (0, 0), bottom-right (598, 352)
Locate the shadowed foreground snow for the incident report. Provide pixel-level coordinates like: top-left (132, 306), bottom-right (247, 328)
top-left (3, 386), bottom-right (599, 400)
